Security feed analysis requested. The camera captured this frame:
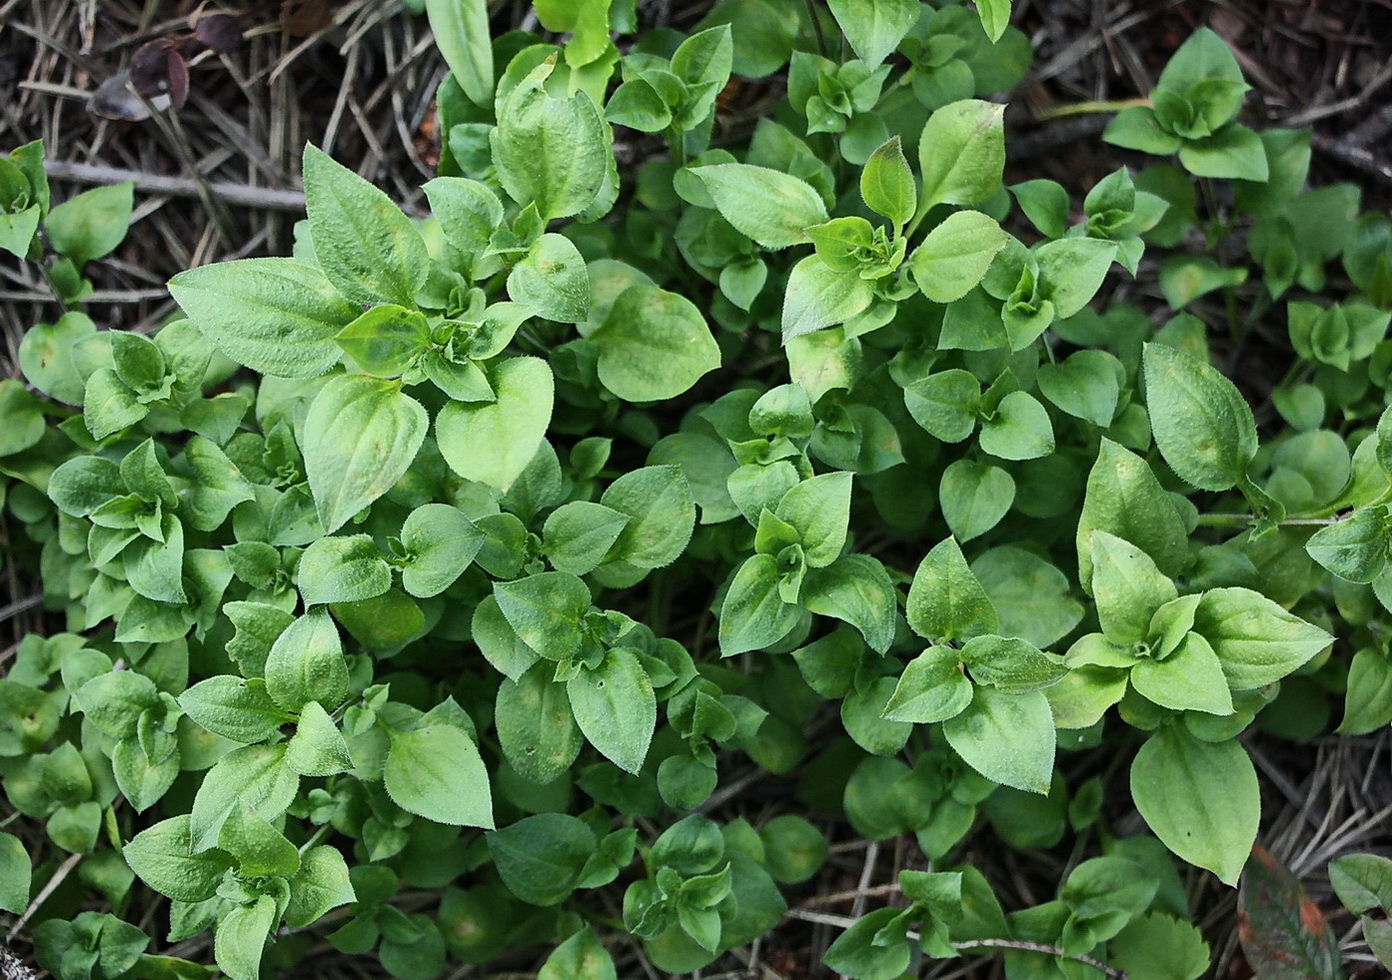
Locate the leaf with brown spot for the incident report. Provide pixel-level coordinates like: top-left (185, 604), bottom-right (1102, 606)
top-left (1238, 846), bottom-right (1345, 980)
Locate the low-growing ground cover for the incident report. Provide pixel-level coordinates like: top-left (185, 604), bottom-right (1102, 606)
top-left (3, 1), bottom-right (1392, 978)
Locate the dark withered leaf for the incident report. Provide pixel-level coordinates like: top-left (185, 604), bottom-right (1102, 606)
top-left (194, 14), bottom-right (244, 53)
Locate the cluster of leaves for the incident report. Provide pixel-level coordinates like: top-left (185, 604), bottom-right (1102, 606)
top-left (3, 3), bottom-right (1392, 978)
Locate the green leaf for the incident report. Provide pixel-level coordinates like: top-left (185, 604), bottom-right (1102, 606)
top-left (1130, 725), bottom-right (1257, 885)
top-left (827, 0), bottom-right (918, 67)
top-left (860, 136), bottom-right (917, 227)
top-left (496, 662), bottom-right (583, 784)
top-left (0, 831), bottom-right (31, 913)
top-left (670, 25), bottom-right (735, 127)
top-left (1238, 846), bottom-right (1345, 980)
top-left (494, 571), bottom-right (590, 661)
top-left (1077, 439), bottom-right (1190, 590)
top-left (219, 805), bottom-right (300, 878)
top-left (189, 743), bottom-right (298, 852)
top-left (45, 182), bottom-right (133, 266)
top-left (1036, 238), bottom-right (1116, 319)
top-left (909, 211), bottom-right (1009, 303)
top-left (422, 177), bottom-right (503, 255)
top-left (1111, 913), bottom-right (1211, 980)
top-left (385, 724), bottom-right (494, 828)
top-left (264, 608), bottom-right (348, 713)
top-left (972, 547), bottom-right (1084, 649)
top-left (600, 464), bottom-right (697, 570)
top-left (1131, 633), bottom-right (1233, 715)
top-left (842, 677), bottom-right (912, 756)
top-left (978, 391), bottom-right (1054, 461)
top-left (904, 369), bottom-right (981, 442)
top-left (781, 255), bottom-right (874, 343)
top-left (75, 671), bottom-right (158, 739)
top-left (298, 534), bottom-right (391, 606)
top-left (83, 367), bottom-right (147, 440)
top-left (918, 100), bottom-right (1006, 211)
top-left (124, 816), bottom-right (233, 902)
top-left (214, 894), bottom-right (275, 980)
top-left (719, 554), bottom-right (801, 656)
top-left (774, 472), bottom-right (852, 568)
top-left (0, 380), bottom-right (47, 458)
top-left (334, 305), bottom-right (431, 378)
top-left (285, 846), bottom-right (356, 928)
top-left (425, 0), bottom-right (493, 106)
top-left (168, 258), bottom-right (357, 379)
top-left (183, 437), bottom-right (256, 531)
top-left (487, 813), bottom-right (596, 905)
top-left (544, 502), bottom-right (630, 576)
top-left (960, 635), bottom-right (1067, 693)
top-left (303, 145), bottom-right (428, 308)
top-left (1338, 649), bottom-right (1392, 735)
top-left (1330, 853), bottom-right (1392, 914)
top-left (939, 459), bottom-right (1014, 542)
top-left (302, 374), bottom-right (427, 533)
top-left (1192, 587), bottom-right (1332, 690)
top-left (1089, 531), bottom-right (1178, 644)
top-left (539, 928), bottom-right (617, 980)
top-left (1180, 124), bottom-right (1269, 181)
top-left (943, 687), bottom-right (1055, 794)
top-left (590, 286), bottom-right (721, 401)
top-left (492, 60), bottom-right (609, 220)
top-left (437, 356), bottom-right (554, 491)
top-left (975, 0), bottom-right (1012, 41)
top-left (1142, 342), bottom-right (1257, 491)
top-left (883, 646), bottom-right (973, 723)
top-left (0, 204), bottom-right (38, 260)
top-left (1037, 349), bottom-right (1123, 427)
top-left (907, 537), bottom-right (999, 642)
top-left (690, 164), bottom-right (829, 249)
top-left (567, 647), bottom-right (656, 774)
top-left (801, 553), bottom-right (897, 654)
top-left (1306, 509), bottom-right (1389, 584)
top-left (400, 503), bottom-right (483, 597)
top-left (508, 233), bottom-right (590, 323)
top-left (178, 676), bottom-right (292, 744)
top-left (285, 701), bottom-right (353, 776)
top-left (823, 907), bottom-right (912, 980)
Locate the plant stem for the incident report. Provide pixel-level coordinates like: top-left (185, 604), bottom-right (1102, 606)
top-left (1034, 96), bottom-right (1150, 121)
top-left (952, 938), bottom-right (1127, 979)
top-left (804, 0), bottom-right (829, 58)
top-left (1196, 513), bottom-right (1344, 527)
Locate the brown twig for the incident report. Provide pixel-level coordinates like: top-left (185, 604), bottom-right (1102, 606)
top-left (41, 159), bottom-right (308, 211)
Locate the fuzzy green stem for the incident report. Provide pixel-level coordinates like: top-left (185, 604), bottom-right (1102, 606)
top-left (1034, 96), bottom-right (1150, 121)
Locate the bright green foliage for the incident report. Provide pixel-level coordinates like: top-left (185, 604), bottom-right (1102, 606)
top-left (0, 16), bottom-right (1382, 980)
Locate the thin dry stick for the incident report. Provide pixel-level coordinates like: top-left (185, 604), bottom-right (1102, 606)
top-left (6, 851), bottom-right (82, 941)
top-left (42, 160), bottom-right (308, 211)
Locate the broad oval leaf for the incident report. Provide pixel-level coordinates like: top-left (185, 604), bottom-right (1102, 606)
top-left (566, 648), bottom-right (656, 774)
top-left (942, 686), bottom-right (1055, 794)
top-left (437, 356), bottom-right (554, 491)
top-left (168, 258), bottom-right (357, 379)
top-left (303, 144), bottom-right (429, 309)
top-left (302, 374), bottom-right (427, 533)
top-left (690, 163), bottom-right (829, 249)
top-left (384, 724), bottom-right (494, 828)
top-left (1142, 342), bottom-right (1258, 491)
top-left (909, 211), bottom-right (1009, 303)
top-left (1130, 726), bottom-right (1258, 885)
top-left (424, 0), bottom-right (493, 108)
top-left (918, 100), bottom-right (1006, 211)
top-left (590, 286), bottom-right (720, 401)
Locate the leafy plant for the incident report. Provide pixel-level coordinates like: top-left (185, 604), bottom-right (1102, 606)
top-left (2, 3), bottom-right (1388, 978)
